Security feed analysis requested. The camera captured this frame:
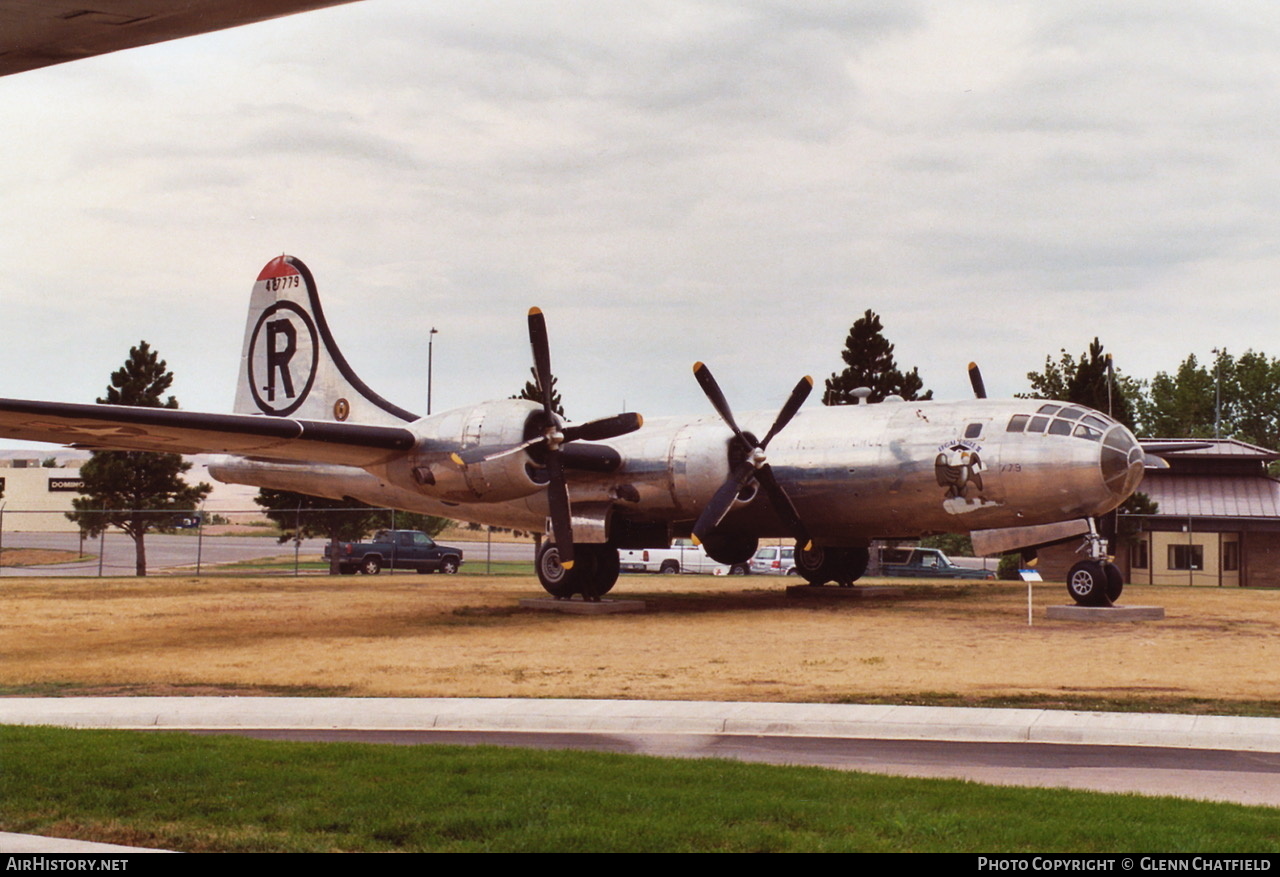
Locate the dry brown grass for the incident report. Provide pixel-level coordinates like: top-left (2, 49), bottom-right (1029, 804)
top-left (3, 574), bottom-right (1279, 706)
top-left (0, 548), bottom-right (87, 567)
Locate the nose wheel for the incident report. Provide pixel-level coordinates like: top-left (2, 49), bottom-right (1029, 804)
top-left (1066, 520), bottom-right (1125, 606)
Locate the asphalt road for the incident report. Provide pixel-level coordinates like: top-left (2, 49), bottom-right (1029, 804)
top-left (191, 728), bottom-right (1280, 808)
top-left (0, 533), bottom-right (535, 576)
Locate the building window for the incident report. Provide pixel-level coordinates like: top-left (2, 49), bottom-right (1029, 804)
top-left (1223, 541), bottom-right (1240, 572)
top-left (1131, 540), bottom-right (1149, 570)
top-left (1169, 544), bottom-right (1204, 571)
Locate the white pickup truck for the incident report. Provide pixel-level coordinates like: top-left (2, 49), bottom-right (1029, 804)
top-left (619, 539), bottom-right (750, 576)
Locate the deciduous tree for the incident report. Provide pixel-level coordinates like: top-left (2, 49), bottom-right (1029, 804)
top-left (255, 490), bottom-right (451, 574)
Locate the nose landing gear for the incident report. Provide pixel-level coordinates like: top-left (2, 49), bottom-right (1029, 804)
top-left (1066, 521), bottom-right (1124, 607)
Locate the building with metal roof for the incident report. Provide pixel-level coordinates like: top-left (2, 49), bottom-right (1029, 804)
top-left (1119, 438), bottom-right (1280, 588)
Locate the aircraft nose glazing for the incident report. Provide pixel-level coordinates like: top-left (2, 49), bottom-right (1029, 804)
top-left (1100, 424), bottom-right (1144, 500)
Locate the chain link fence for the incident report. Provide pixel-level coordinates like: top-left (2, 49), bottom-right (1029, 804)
top-left (0, 506), bottom-right (449, 577)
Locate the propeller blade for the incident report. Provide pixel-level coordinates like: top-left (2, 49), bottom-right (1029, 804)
top-left (562, 412), bottom-right (644, 443)
top-left (755, 464), bottom-right (812, 550)
top-left (758, 376), bottom-right (813, 450)
top-left (545, 449), bottom-right (574, 569)
top-left (693, 361), bottom-right (746, 442)
top-left (451, 436), bottom-right (545, 467)
top-left (528, 307), bottom-right (554, 413)
top-left (968, 362), bottom-right (987, 399)
top-left (691, 460), bottom-right (755, 544)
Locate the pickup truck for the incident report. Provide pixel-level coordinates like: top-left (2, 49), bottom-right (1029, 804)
top-left (325, 529), bottom-right (464, 575)
top-left (619, 539), bottom-right (750, 576)
top-left (879, 548), bottom-right (994, 579)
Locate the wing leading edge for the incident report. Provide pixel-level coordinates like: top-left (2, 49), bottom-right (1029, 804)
top-left (0, 397), bottom-right (422, 467)
top-left (0, 0), bottom-right (362, 77)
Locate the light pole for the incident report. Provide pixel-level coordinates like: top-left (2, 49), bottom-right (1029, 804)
top-left (1211, 347), bottom-right (1223, 439)
top-left (427, 327), bottom-right (439, 415)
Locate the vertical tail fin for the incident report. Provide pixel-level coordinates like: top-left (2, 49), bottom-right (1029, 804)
top-left (234, 255), bottom-right (418, 425)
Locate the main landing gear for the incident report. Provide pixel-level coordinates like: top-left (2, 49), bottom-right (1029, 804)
top-left (1065, 520), bottom-right (1124, 607)
top-left (536, 542), bottom-right (620, 601)
top-left (794, 545), bottom-right (869, 587)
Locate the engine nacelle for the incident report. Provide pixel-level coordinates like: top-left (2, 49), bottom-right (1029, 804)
top-left (400, 398), bottom-right (549, 503)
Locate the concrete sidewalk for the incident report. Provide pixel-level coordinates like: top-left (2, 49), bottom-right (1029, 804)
top-left (6, 696), bottom-right (1280, 752)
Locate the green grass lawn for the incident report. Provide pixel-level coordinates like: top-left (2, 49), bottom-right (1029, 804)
top-left (2, 726), bottom-right (1276, 853)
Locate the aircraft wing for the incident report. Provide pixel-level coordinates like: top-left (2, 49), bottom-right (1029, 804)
top-left (0, 0), bottom-right (361, 77)
top-left (0, 397), bottom-right (423, 468)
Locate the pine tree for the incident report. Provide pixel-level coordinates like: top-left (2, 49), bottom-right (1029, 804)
top-left (823, 310), bottom-right (932, 405)
top-left (513, 367), bottom-right (564, 416)
top-left (66, 342), bottom-right (210, 576)
top-left (1024, 338), bottom-right (1137, 430)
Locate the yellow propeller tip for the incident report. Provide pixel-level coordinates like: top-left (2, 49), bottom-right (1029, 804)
top-left (690, 534), bottom-right (702, 546)
top-left (803, 540), bottom-right (813, 552)
top-left (449, 453), bottom-right (465, 467)
top-left (968, 362), bottom-right (978, 370)
top-left (803, 375), bottom-right (814, 387)
top-left (636, 414), bottom-right (644, 427)
top-left (692, 361), bottom-right (704, 372)
top-left (529, 306), bottom-right (542, 316)
top-left (562, 559), bottom-right (574, 570)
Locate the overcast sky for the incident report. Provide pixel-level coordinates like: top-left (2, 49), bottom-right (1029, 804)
top-left (2, 0), bottom-right (1279, 448)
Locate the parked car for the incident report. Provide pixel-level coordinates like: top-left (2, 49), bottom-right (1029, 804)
top-left (879, 547), bottom-right (995, 579)
top-left (324, 529), bottom-right (464, 575)
top-left (619, 539), bottom-right (749, 575)
top-left (751, 545), bottom-right (796, 575)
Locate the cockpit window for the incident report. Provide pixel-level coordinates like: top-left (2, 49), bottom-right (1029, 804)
top-left (1006, 414), bottom-right (1029, 432)
top-left (1058, 407), bottom-right (1084, 421)
top-left (1037, 404), bottom-right (1061, 415)
top-left (1047, 418), bottom-right (1073, 436)
top-left (1027, 415), bottom-right (1049, 433)
top-left (1083, 414), bottom-right (1109, 430)
top-left (1073, 423), bottom-right (1103, 441)
top-left (964, 422), bottom-right (982, 438)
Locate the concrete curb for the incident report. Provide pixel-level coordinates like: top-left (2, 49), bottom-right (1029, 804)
top-left (5, 696), bottom-right (1280, 753)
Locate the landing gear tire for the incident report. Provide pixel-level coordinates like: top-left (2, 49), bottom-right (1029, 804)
top-left (588, 545), bottom-right (620, 596)
top-left (536, 543), bottom-right (578, 598)
top-left (1067, 560), bottom-right (1111, 607)
top-left (535, 543), bottom-right (619, 599)
top-left (795, 545), bottom-right (869, 586)
top-left (1104, 562), bottom-right (1123, 603)
top-left (700, 532), bottom-right (758, 566)
top-left (360, 556), bottom-right (382, 575)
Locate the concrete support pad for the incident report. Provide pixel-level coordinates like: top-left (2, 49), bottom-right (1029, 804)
top-left (786, 585), bottom-right (906, 599)
top-left (1046, 604), bottom-right (1165, 622)
top-left (518, 597), bottom-right (646, 614)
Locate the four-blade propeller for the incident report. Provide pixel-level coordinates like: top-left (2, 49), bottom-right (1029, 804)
top-left (452, 307), bottom-right (642, 570)
top-left (689, 362), bottom-right (814, 552)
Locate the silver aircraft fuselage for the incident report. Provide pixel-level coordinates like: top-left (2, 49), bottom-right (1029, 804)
top-left (211, 396), bottom-right (1144, 547)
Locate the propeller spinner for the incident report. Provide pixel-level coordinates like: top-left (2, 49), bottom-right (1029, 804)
top-left (689, 362), bottom-right (814, 553)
